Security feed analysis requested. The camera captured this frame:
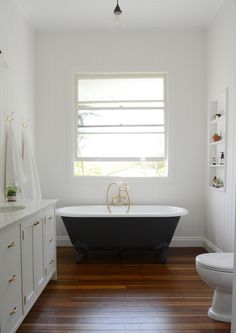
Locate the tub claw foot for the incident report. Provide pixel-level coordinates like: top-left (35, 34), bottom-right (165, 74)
top-left (75, 253), bottom-right (86, 263)
top-left (155, 242), bottom-right (169, 264)
top-left (159, 254), bottom-right (167, 264)
top-left (154, 251), bottom-right (167, 264)
top-left (74, 241), bottom-right (89, 263)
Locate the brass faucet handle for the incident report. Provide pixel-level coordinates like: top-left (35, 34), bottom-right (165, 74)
top-left (120, 182), bottom-right (129, 190)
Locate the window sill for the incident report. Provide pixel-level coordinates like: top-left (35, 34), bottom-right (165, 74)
top-left (67, 174), bottom-right (174, 184)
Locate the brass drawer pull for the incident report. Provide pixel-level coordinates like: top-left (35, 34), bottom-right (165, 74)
top-left (8, 275), bottom-right (17, 283)
top-left (50, 259), bottom-right (54, 265)
top-left (33, 221), bottom-right (40, 226)
top-left (7, 242), bottom-right (16, 249)
top-left (49, 238), bottom-right (53, 243)
top-left (10, 307), bottom-right (18, 315)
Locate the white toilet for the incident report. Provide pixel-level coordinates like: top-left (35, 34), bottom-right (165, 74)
top-left (195, 252), bottom-right (234, 322)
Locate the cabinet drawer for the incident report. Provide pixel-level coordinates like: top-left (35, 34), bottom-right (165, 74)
top-left (47, 254), bottom-right (56, 276)
top-left (48, 238), bottom-right (55, 258)
top-left (2, 276), bottom-right (22, 333)
top-left (0, 226), bottom-right (21, 289)
top-left (45, 206), bottom-right (55, 223)
top-left (0, 225), bottom-right (20, 255)
top-left (46, 219), bottom-right (55, 239)
top-left (46, 231), bottom-right (56, 277)
top-left (45, 206), bottom-right (55, 241)
top-left (47, 233), bottom-right (55, 249)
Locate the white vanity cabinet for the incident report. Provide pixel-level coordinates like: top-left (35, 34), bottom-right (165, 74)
top-left (0, 201), bottom-right (57, 333)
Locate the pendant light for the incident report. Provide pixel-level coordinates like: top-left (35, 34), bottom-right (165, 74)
top-left (113, 0), bottom-right (122, 16)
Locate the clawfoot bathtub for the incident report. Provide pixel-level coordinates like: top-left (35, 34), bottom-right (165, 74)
top-left (56, 205), bottom-right (188, 263)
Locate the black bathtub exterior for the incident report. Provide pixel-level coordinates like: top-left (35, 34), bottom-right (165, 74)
top-left (62, 216), bottom-right (180, 263)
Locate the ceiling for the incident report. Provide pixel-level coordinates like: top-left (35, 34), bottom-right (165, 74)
top-left (16, 0), bottom-right (224, 31)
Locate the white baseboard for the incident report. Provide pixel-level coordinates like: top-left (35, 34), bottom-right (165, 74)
top-left (57, 235), bottom-right (222, 252)
top-left (202, 237), bottom-right (222, 253)
top-left (170, 237), bottom-right (203, 247)
top-left (57, 236), bottom-right (72, 247)
top-left (57, 236), bottom-right (204, 248)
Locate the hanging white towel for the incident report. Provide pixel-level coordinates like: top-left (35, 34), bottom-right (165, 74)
top-left (22, 129), bottom-right (42, 199)
top-left (5, 124), bottom-right (26, 197)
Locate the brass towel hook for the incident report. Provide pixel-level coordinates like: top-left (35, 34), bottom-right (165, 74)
top-left (6, 112), bottom-right (14, 123)
top-left (22, 120), bottom-right (29, 129)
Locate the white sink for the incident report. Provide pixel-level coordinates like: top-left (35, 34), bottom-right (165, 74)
top-left (0, 205), bottom-right (26, 213)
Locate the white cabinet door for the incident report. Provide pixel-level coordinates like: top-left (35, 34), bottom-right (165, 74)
top-left (34, 216), bottom-right (47, 291)
top-left (0, 225), bottom-right (22, 333)
top-left (21, 213), bottom-right (46, 315)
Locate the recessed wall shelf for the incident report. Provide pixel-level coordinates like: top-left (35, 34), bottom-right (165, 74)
top-left (210, 114), bottom-right (225, 124)
top-left (208, 88), bottom-right (228, 191)
top-left (209, 140), bottom-right (224, 146)
top-left (209, 186), bottom-right (225, 192)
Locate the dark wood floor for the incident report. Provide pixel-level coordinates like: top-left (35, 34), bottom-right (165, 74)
top-left (17, 247), bottom-right (231, 333)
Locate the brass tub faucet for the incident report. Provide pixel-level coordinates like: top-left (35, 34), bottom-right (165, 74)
top-left (106, 182), bottom-right (130, 213)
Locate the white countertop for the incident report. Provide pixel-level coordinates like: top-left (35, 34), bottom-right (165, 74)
top-left (0, 199), bottom-right (57, 232)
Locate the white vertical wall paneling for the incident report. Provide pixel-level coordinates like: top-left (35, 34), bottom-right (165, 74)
top-left (206, 0), bottom-right (235, 252)
top-left (230, 0), bottom-right (236, 329)
top-left (0, 0), bottom-right (35, 198)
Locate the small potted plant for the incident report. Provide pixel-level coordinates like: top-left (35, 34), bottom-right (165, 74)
top-left (212, 133), bottom-right (221, 142)
top-left (5, 182), bottom-right (21, 202)
top-left (212, 176), bottom-right (223, 188)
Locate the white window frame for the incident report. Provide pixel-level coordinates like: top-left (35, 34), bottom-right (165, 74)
top-left (72, 73), bottom-right (169, 178)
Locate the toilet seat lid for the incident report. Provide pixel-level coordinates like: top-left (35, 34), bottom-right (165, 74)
top-left (196, 253), bottom-right (234, 273)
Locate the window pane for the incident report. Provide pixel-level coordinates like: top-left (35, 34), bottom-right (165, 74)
top-left (77, 133), bottom-right (165, 158)
top-left (74, 161), bottom-right (167, 177)
top-left (74, 74), bottom-right (167, 177)
top-left (79, 101), bottom-right (164, 108)
top-left (78, 126), bottom-right (164, 134)
top-left (78, 78), bottom-right (164, 101)
top-left (78, 109), bottom-right (164, 127)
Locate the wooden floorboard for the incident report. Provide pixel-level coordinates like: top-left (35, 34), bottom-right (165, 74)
top-left (17, 247), bottom-right (231, 333)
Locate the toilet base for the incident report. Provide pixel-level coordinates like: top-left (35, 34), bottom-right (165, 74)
top-left (208, 289), bottom-right (232, 322)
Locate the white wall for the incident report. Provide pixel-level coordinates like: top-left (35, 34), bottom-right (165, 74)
top-left (222, 0), bottom-right (236, 331)
top-left (0, 0), bottom-right (35, 197)
top-left (206, 0), bottom-right (236, 253)
top-left (35, 29), bottom-right (206, 244)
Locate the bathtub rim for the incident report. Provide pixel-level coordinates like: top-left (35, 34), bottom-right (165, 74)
top-left (56, 205), bottom-right (188, 218)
